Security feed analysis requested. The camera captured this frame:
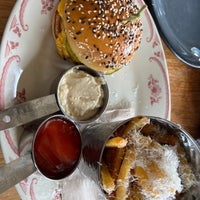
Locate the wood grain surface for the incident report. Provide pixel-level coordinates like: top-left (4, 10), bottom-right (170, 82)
top-left (0, 0), bottom-right (200, 199)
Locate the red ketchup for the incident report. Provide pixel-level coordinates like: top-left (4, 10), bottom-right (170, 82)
top-left (33, 115), bottom-right (81, 180)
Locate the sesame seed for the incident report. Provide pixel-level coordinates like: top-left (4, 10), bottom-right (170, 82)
top-left (92, 28), bottom-right (97, 33)
top-left (99, 0), bottom-right (104, 5)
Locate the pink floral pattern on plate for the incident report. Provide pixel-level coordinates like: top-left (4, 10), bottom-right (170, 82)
top-left (0, 0), bottom-right (57, 199)
top-left (137, 0), bottom-right (169, 116)
top-left (41, 0), bottom-right (54, 15)
top-left (148, 74), bottom-right (162, 105)
top-left (13, 88), bottom-right (26, 104)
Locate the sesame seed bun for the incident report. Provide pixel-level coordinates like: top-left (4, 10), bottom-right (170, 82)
top-left (53, 0), bottom-right (143, 74)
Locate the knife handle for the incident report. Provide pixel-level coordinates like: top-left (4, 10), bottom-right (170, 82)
top-left (0, 154), bottom-right (36, 194)
top-left (0, 94), bottom-right (60, 131)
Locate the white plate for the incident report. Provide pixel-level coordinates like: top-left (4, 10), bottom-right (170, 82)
top-left (0, 0), bottom-right (170, 199)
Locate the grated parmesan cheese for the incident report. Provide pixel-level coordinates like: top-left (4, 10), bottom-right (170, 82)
top-left (129, 132), bottom-right (183, 200)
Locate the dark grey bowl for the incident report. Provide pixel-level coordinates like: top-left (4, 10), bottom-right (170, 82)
top-left (147, 0), bottom-right (200, 68)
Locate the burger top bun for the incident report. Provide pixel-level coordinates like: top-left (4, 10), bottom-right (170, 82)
top-left (54, 0), bottom-right (145, 74)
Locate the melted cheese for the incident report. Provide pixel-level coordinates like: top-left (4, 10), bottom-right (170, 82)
top-left (56, 0), bottom-right (69, 58)
top-left (56, 0), bottom-right (79, 61)
top-left (56, 29), bottom-right (69, 58)
top-left (57, 0), bottom-right (65, 17)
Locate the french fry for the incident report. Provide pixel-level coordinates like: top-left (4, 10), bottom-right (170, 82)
top-left (110, 147), bottom-right (126, 179)
top-left (115, 147), bottom-right (135, 200)
top-left (123, 116), bottom-right (149, 134)
top-left (158, 135), bottom-right (179, 146)
top-left (147, 160), bottom-right (166, 179)
top-left (133, 163), bottom-right (168, 198)
top-left (103, 146), bottom-right (126, 180)
top-left (102, 117), bottom-right (150, 199)
top-left (105, 137), bottom-right (127, 148)
top-left (100, 161), bottom-right (115, 194)
top-left (133, 166), bottom-right (148, 181)
top-left (111, 147), bottom-right (125, 178)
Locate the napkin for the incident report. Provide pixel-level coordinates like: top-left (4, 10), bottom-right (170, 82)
top-left (95, 108), bottom-right (136, 123)
top-left (62, 168), bottom-right (106, 200)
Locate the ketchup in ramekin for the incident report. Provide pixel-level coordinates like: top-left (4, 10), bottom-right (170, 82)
top-left (33, 115), bottom-right (81, 180)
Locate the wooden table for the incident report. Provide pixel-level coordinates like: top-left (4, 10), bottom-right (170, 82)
top-left (0, 0), bottom-right (200, 199)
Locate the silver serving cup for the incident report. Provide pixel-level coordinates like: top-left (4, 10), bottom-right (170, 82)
top-left (81, 116), bottom-right (200, 199)
top-left (56, 65), bottom-right (109, 124)
top-left (0, 114), bottom-right (81, 194)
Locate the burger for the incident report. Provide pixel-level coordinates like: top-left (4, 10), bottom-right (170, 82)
top-left (53, 0), bottom-right (145, 74)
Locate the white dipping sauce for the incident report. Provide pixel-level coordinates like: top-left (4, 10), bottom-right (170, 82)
top-left (58, 68), bottom-right (104, 121)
